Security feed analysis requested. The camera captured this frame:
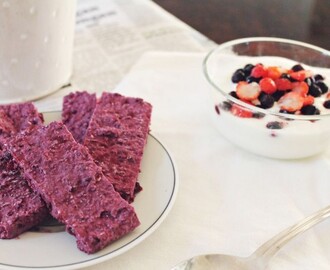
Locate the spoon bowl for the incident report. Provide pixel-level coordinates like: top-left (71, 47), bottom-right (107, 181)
top-left (172, 254), bottom-right (252, 270)
top-left (172, 204), bottom-right (330, 269)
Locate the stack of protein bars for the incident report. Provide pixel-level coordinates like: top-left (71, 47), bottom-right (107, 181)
top-left (0, 92), bottom-right (152, 254)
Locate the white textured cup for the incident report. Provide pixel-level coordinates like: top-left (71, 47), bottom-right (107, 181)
top-left (0, 0), bottom-right (76, 104)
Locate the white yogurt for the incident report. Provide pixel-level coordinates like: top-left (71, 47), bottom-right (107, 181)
top-left (208, 55), bottom-right (330, 159)
top-left (0, 0), bottom-right (76, 104)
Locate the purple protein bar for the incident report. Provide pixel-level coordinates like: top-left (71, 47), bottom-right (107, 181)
top-left (0, 146), bottom-right (48, 239)
top-left (0, 105), bottom-right (48, 239)
top-left (7, 122), bottom-right (140, 254)
top-left (0, 102), bottom-right (44, 132)
top-left (83, 93), bottom-right (152, 202)
top-left (0, 110), bottom-right (15, 139)
top-left (62, 91), bottom-right (96, 143)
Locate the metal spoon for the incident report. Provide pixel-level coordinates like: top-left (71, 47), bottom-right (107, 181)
top-left (172, 205), bottom-right (330, 270)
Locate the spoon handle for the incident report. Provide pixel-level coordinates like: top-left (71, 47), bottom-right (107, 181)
top-left (251, 204), bottom-right (330, 265)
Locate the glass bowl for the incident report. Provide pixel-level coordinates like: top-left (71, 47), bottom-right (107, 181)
top-left (203, 37), bottom-right (330, 159)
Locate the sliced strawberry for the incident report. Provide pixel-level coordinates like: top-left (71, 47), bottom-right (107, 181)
top-left (291, 81), bottom-right (309, 97)
top-left (242, 99), bottom-right (253, 105)
top-left (251, 64), bottom-right (267, 78)
top-left (259, 77), bottom-right (277, 94)
top-left (303, 95), bottom-right (315, 106)
top-left (251, 98), bottom-right (261, 106)
top-left (230, 104), bottom-right (253, 118)
top-left (266, 66), bottom-right (282, 80)
top-left (278, 92), bottom-right (304, 112)
top-left (236, 81), bottom-right (261, 101)
top-left (290, 70), bottom-right (312, 81)
top-left (274, 78), bottom-right (292, 91)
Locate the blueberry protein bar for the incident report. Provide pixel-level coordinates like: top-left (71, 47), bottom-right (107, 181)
top-left (7, 122), bottom-right (140, 253)
top-left (62, 91), bottom-right (96, 143)
top-left (83, 93), bottom-right (152, 202)
top-left (0, 110), bottom-right (16, 138)
top-left (0, 102), bottom-right (44, 132)
top-left (0, 103), bottom-right (48, 239)
top-left (0, 146), bottom-right (48, 239)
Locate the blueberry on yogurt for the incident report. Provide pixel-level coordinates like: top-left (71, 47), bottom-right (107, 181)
top-left (225, 62), bottom-right (329, 119)
top-left (266, 121), bottom-right (285, 129)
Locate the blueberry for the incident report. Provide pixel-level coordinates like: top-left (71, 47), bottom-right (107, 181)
top-left (279, 109), bottom-right (294, 114)
top-left (291, 64), bottom-right (304, 72)
top-left (272, 91), bottom-right (286, 101)
top-left (315, 81), bottom-right (328, 94)
top-left (243, 64), bottom-right (254, 76)
top-left (280, 73), bottom-right (291, 80)
top-left (246, 76), bottom-right (260, 83)
top-left (300, 105), bottom-right (320, 115)
top-left (229, 91), bottom-right (239, 99)
top-left (308, 84), bottom-right (322, 97)
top-left (289, 77), bottom-right (298, 82)
top-left (252, 112), bottom-right (266, 119)
top-left (314, 108), bottom-right (321, 115)
top-left (304, 77), bottom-right (314, 87)
top-left (231, 69), bottom-right (246, 83)
top-left (314, 74), bottom-right (325, 81)
top-left (266, 121), bottom-right (285, 129)
top-left (278, 110), bottom-right (294, 120)
top-left (323, 100), bottom-right (330, 109)
top-left (215, 105), bottom-right (220, 115)
top-left (280, 73), bottom-right (296, 82)
top-left (258, 93), bottom-right (274, 109)
top-left (220, 101), bottom-right (232, 111)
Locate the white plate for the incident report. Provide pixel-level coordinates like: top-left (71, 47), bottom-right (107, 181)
top-left (0, 112), bottom-right (178, 270)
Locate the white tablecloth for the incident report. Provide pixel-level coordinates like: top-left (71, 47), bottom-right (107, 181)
top-left (85, 52), bottom-right (330, 270)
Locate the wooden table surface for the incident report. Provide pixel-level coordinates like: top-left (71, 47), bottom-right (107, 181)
top-left (153, 0), bottom-right (330, 50)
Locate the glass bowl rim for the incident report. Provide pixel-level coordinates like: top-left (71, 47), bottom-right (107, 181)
top-left (203, 37), bottom-right (330, 121)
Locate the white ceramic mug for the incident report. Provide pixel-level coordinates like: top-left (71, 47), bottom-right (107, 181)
top-left (0, 0), bottom-right (76, 104)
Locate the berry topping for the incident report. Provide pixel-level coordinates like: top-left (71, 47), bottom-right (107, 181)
top-left (267, 66), bottom-right (282, 80)
top-left (300, 105), bottom-right (320, 115)
top-left (259, 77), bottom-right (277, 94)
top-left (228, 62), bottom-right (328, 119)
top-left (258, 93), bottom-right (275, 109)
top-left (236, 81), bottom-right (261, 101)
top-left (280, 73), bottom-right (292, 80)
top-left (252, 112), bottom-right (266, 119)
top-left (304, 77), bottom-right (314, 86)
top-left (215, 105), bottom-right (220, 115)
top-left (230, 104), bottom-right (253, 118)
top-left (308, 83), bottom-right (322, 97)
top-left (278, 92), bottom-right (304, 112)
top-left (291, 64), bottom-right (304, 72)
top-left (251, 64), bottom-right (267, 78)
top-left (246, 76), bottom-right (260, 83)
top-left (302, 95), bottom-right (315, 106)
top-left (314, 74), bottom-right (325, 81)
top-left (290, 70), bottom-right (309, 81)
top-left (272, 90), bottom-right (286, 101)
top-left (243, 64), bottom-right (254, 76)
top-left (275, 78), bottom-right (292, 91)
top-left (291, 81), bottom-right (309, 97)
top-left (315, 81), bottom-right (328, 94)
top-left (323, 100), bottom-right (330, 109)
top-left (220, 101), bottom-right (232, 111)
top-left (231, 69), bottom-right (246, 83)
top-left (279, 109), bottom-right (294, 114)
top-left (229, 91), bottom-right (239, 99)
top-left (266, 121), bottom-right (285, 129)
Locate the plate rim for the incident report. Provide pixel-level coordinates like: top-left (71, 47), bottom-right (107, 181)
top-left (0, 133), bottom-right (178, 270)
